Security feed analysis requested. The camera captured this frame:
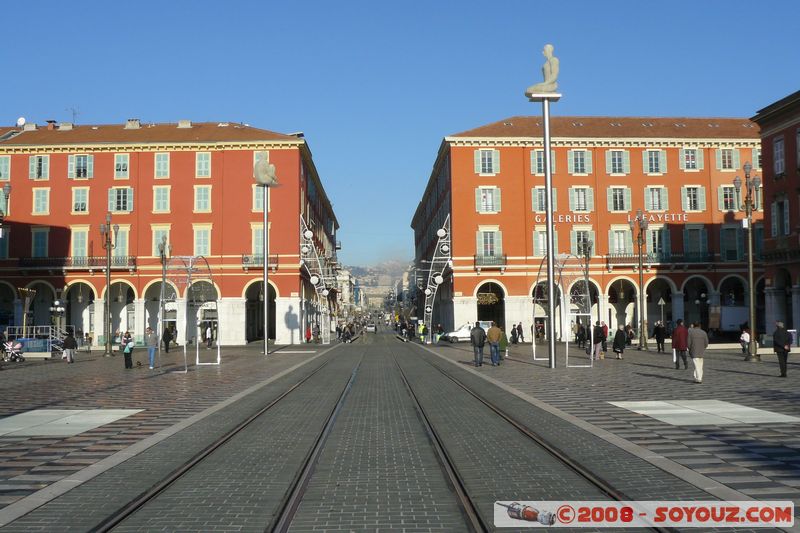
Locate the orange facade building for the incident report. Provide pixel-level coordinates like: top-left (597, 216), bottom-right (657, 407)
top-left (0, 119), bottom-right (340, 346)
top-left (412, 117), bottom-right (764, 339)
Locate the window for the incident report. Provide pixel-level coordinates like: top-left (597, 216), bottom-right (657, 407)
top-left (608, 150), bottom-right (626, 174)
top-left (0, 190), bottom-right (7, 216)
top-left (649, 229), bottom-right (663, 255)
top-left (32, 228), bottom-right (48, 257)
top-left (721, 226), bottom-right (741, 261)
top-left (682, 186), bottom-right (706, 212)
top-left (719, 185), bottom-right (736, 211)
top-left (253, 226), bottom-right (264, 257)
top-left (570, 229), bottom-right (593, 256)
top-left (534, 231), bottom-right (548, 257)
top-left (153, 186), bottom-right (170, 213)
top-left (644, 150), bottom-right (664, 173)
top-left (476, 187), bottom-right (500, 213)
top-left (569, 187), bottom-right (593, 212)
top-left (753, 148), bottom-right (762, 169)
top-left (680, 148), bottom-right (705, 171)
top-left (152, 228), bottom-right (170, 256)
top-left (774, 137), bottom-right (785, 175)
top-left (532, 187), bottom-right (557, 212)
top-left (109, 187), bottom-right (134, 212)
top-left (772, 199), bottom-right (790, 237)
top-left (194, 227), bottom-right (211, 256)
top-left (28, 155), bottom-right (49, 180)
top-left (480, 230), bottom-right (500, 256)
top-left (0, 156), bottom-right (9, 180)
top-left (720, 149), bottom-right (734, 170)
top-left (71, 228), bottom-right (88, 258)
top-left (645, 187), bottom-right (668, 211)
top-left (114, 154), bottom-right (129, 178)
top-left (683, 226), bottom-right (706, 255)
top-left (253, 185), bottom-right (267, 212)
top-left (33, 188), bottom-right (49, 214)
top-left (113, 228), bottom-right (129, 257)
top-left (686, 187), bottom-right (699, 210)
top-left (196, 152), bottom-right (211, 177)
top-left (568, 150), bottom-right (591, 174)
top-left (474, 149), bottom-right (499, 174)
top-left (531, 150), bottom-right (555, 174)
top-left (155, 153), bottom-right (170, 178)
top-left (194, 185), bottom-right (211, 212)
top-left (574, 188), bottom-right (586, 211)
top-left (608, 187), bottom-right (629, 212)
top-left (72, 188), bottom-right (89, 213)
top-left (0, 228), bottom-right (9, 259)
top-left (612, 229), bottom-right (628, 254)
top-left (68, 154), bottom-right (94, 178)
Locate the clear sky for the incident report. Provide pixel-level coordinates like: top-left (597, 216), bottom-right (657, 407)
top-left (3, 0), bottom-right (798, 266)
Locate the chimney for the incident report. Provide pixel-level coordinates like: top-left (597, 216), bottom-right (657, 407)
top-left (124, 118), bottom-right (141, 129)
top-left (177, 119), bottom-right (192, 129)
top-left (59, 122), bottom-right (74, 131)
top-left (46, 120), bottom-right (57, 130)
top-left (23, 123), bottom-right (37, 131)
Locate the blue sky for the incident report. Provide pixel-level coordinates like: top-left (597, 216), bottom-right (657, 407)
top-left (3, 0), bottom-right (798, 266)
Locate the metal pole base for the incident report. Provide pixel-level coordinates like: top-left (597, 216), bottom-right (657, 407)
top-left (744, 341), bottom-right (760, 362)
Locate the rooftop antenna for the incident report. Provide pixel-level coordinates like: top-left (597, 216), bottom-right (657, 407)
top-left (65, 106), bottom-right (80, 123)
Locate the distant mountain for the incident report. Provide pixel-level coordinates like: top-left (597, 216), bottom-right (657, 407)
top-left (344, 259), bottom-right (410, 287)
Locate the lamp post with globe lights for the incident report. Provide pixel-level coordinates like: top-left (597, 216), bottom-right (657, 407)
top-left (733, 161), bottom-right (761, 361)
top-left (629, 209), bottom-right (649, 350)
top-left (99, 213), bottom-right (119, 356)
top-left (254, 156), bottom-right (278, 354)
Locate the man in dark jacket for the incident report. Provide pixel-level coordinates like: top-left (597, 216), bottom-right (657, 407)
top-left (612, 325), bottom-right (626, 360)
top-left (671, 319), bottom-right (689, 370)
top-left (687, 322), bottom-right (709, 383)
top-left (772, 321), bottom-right (792, 378)
top-left (470, 322), bottom-right (487, 367)
top-left (653, 321), bottom-right (667, 352)
top-left (592, 321), bottom-right (605, 360)
top-left (62, 331), bottom-right (78, 364)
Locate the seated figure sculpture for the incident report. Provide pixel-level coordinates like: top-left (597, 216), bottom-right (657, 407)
top-left (525, 44), bottom-right (559, 96)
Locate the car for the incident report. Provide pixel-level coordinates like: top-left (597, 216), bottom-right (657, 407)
top-left (445, 321), bottom-right (491, 342)
top-left (365, 323), bottom-right (377, 333)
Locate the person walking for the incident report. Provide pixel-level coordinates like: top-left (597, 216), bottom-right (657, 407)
top-left (671, 319), bottom-right (689, 370)
top-left (470, 322), bottom-right (487, 367)
top-left (122, 331), bottom-right (134, 370)
top-left (62, 330), bottom-right (77, 364)
top-left (145, 327), bottom-right (158, 369)
top-left (499, 326), bottom-right (508, 362)
top-left (510, 326), bottom-right (518, 345)
top-left (592, 321), bottom-right (605, 360)
top-left (739, 328), bottom-right (751, 355)
top-left (205, 324), bottom-right (213, 348)
top-left (516, 323), bottom-right (525, 343)
top-left (612, 325), bottom-right (626, 360)
top-left (486, 321), bottom-right (502, 366)
top-left (653, 321), bottom-right (667, 353)
top-left (162, 327), bottom-right (173, 353)
top-left (687, 322), bottom-right (708, 383)
top-left (601, 321), bottom-right (609, 354)
top-left (772, 321), bottom-right (791, 378)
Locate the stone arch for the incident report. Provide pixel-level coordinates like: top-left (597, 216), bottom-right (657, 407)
top-left (141, 278), bottom-right (179, 297)
top-left (182, 279), bottom-right (221, 300)
top-left (476, 281), bottom-right (506, 327)
top-left (680, 275), bottom-right (713, 295)
top-left (473, 279), bottom-right (509, 298)
top-left (101, 279), bottom-right (138, 301)
top-left (644, 275), bottom-right (678, 295)
top-left (242, 278), bottom-right (280, 299)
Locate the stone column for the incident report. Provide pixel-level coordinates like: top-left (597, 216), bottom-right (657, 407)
top-left (217, 297), bottom-right (246, 346)
top-left (134, 298), bottom-right (146, 344)
top-left (671, 292), bottom-right (684, 322)
top-left (452, 296), bottom-right (476, 330)
top-left (275, 295), bottom-right (302, 345)
top-left (175, 298), bottom-right (188, 344)
top-left (764, 289), bottom-right (778, 331)
top-left (792, 286), bottom-right (800, 332)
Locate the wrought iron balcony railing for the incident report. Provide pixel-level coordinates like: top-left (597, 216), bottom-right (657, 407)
top-left (605, 251), bottom-right (715, 266)
top-left (17, 256), bottom-right (136, 270)
top-left (241, 254), bottom-right (279, 271)
top-left (474, 254), bottom-right (507, 273)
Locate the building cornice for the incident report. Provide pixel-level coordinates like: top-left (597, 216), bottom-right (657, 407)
top-left (444, 136), bottom-right (760, 149)
top-left (0, 139), bottom-right (303, 155)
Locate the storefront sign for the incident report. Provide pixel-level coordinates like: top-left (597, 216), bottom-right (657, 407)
top-left (477, 292), bottom-right (500, 305)
top-left (532, 213), bottom-right (690, 224)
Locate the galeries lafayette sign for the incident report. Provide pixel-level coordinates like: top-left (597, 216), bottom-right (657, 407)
top-left (532, 213), bottom-right (690, 224)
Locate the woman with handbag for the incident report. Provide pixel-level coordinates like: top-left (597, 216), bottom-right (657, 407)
top-left (612, 325), bottom-right (626, 360)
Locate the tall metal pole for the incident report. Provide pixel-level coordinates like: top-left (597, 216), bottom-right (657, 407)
top-left (745, 203), bottom-right (758, 360)
top-left (542, 99), bottom-right (557, 368)
top-left (637, 234), bottom-right (648, 350)
top-left (263, 184), bottom-right (269, 355)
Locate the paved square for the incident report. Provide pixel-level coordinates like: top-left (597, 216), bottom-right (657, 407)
top-left (0, 409), bottom-right (143, 437)
top-left (609, 401), bottom-right (800, 426)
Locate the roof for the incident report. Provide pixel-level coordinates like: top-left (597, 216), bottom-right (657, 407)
top-left (450, 116), bottom-right (759, 139)
top-left (0, 121), bottom-right (301, 146)
top-left (751, 90), bottom-right (800, 125)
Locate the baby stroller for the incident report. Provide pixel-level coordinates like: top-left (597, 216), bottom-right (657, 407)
top-left (2, 341), bottom-right (25, 363)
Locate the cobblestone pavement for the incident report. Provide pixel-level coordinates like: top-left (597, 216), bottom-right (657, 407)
top-left (427, 338), bottom-right (800, 509)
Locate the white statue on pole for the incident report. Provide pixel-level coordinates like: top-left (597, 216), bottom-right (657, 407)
top-left (525, 43), bottom-right (560, 97)
top-left (254, 156), bottom-right (279, 186)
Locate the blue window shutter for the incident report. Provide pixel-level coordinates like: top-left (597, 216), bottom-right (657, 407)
top-left (662, 228), bottom-right (671, 256)
top-left (551, 188), bottom-right (557, 212)
top-left (698, 187), bottom-right (707, 211)
top-left (87, 155), bottom-right (94, 178)
top-left (642, 151), bottom-right (648, 173)
top-left (644, 188), bottom-right (653, 211)
top-left (717, 186), bottom-right (725, 211)
top-left (570, 230), bottom-right (577, 255)
top-left (494, 188), bottom-right (501, 212)
top-left (696, 149), bottom-right (704, 170)
top-left (474, 150), bottom-right (481, 173)
top-left (715, 149), bottom-right (722, 170)
top-left (659, 150), bottom-right (667, 173)
top-left (771, 202), bottom-right (778, 237)
top-left (662, 187), bottom-right (669, 210)
top-left (681, 186), bottom-right (688, 211)
top-left (568, 188), bottom-right (575, 211)
top-left (108, 189), bottom-right (115, 211)
top-left (623, 188), bottom-right (631, 211)
top-left (683, 228), bottom-right (689, 253)
top-left (679, 149), bottom-right (686, 170)
top-left (492, 150), bottom-right (500, 174)
top-left (733, 149), bottom-right (741, 170)
top-left (68, 155), bottom-right (75, 178)
top-left (585, 151), bottom-right (593, 174)
top-left (605, 150), bottom-right (612, 174)
top-left (607, 188), bottom-right (614, 211)
top-left (567, 150), bottom-right (575, 174)
top-left (623, 150), bottom-right (630, 173)
top-left (475, 189), bottom-right (482, 212)
top-left (587, 188), bottom-right (595, 211)
top-left (784, 201), bottom-right (790, 236)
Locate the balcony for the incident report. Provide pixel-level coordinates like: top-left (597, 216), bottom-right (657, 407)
top-left (16, 256), bottom-right (137, 272)
top-left (241, 254), bottom-right (279, 272)
top-left (474, 254), bottom-right (507, 273)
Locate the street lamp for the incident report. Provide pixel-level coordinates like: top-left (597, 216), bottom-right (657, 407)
top-left (734, 161), bottom-right (761, 361)
top-left (99, 212), bottom-right (119, 356)
top-left (253, 155), bottom-right (278, 355)
top-left (629, 209), bottom-right (649, 350)
top-left (49, 299), bottom-right (65, 331)
top-left (158, 235), bottom-right (172, 358)
top-left (580, 240), bottom-right (598, 322)
top-left (0, 183), bottom-right (11, 239)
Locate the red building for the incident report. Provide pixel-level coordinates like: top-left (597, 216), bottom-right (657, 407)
top-left (0, 119), bottom-right (340, 346)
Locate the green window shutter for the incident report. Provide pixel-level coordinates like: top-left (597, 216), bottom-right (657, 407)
top-left (42, 156), bottom-right (48, 178)
top-left (548, 150), bottom-right (555, 173)
top-left (659, 150), bottom-right (667, 173)
top-left (700, 227), bottom-right (708, 254)
top-left (568, 188), bottom-right (575, 211)
top-left (681, 186), bottom-right (688, 211)
top-left (570, 230), bottom-right (577, 255)
top-left (737, 227), bottom-right (744, 260)
top-left (530, 151), bottom-right (536, 174)
top-left (661, 187), bottom-right (669, 210)
top-left (662, 228), bottom-right (671, 256)
top-left (531, 188), bottom-right (537, 211)
top-left (108, 189), bottom-right (115, 211)
top-left (625, 231), bottom-right (634, 255)
top-left (715, 149), bottom-right (722, 170)
top-left (587, 188), bottom-right (595, 211)
top-left (608, 230), bottom-right (614, 254)
top-left (68, 155), bottom-right (75, 178)
top-left (733, 149), bottom-right (741, 170)
top-left (473, 150), bottom-right (481, 173)
top-left (646, 228), bottom-right (653, 253)
top-left (679, 149), bottom-right (686, 170)
top-left (642, 151), bottom-right (648, 173)
top-left (696, 149), bottom-right (704, 170)
top-left (623, 150), bottom-right (630, 173)
top-left (128, 188), bottom-right (134, 211)
top-left (784, 201), bottom-right (791, 236)
top-left (28, 156), bottom-right (35, 179)
top-left (719, 227), bottom-right (726, 260)
top-left (682, 228), bottom-right (689, 253)
top-left (552, 231), bottom-right (558, 255)
top-left (567, 150), bottom-right (575, 174)
top-left (476, 231), bottom-right (482, 256)
top-left (588, 231), bottom-right (596, 253)
top-left (492, 150), bottom-right (500, 174)
top-left (753, 148), bottom-right (761, 169)
top-left (494, 188), bottom-right (501, 212)
top-left (495, 231), bottom-right (503, 255)
top-left (623, 188), bottom-right (631, 211)
top-left (607, 188), bottom-right (614, 212)
top-left (644, 188), bottom-right (653, 211)
top-left (717, 186), bottom-right (725, 211)
top-left (585, 151), bottom-right (593, 174)
top-left (87, 155), bottom-right (94, 178)
top-left (698, 187), bottom-right (707, 211)
top-left (605, 150), bottom-right (612, 174)
top-left (551, 188), bottom-right (557, 212)
top-left (771, 202), bottom-right (778, 237)
top-left (475, 188), bottom-right (482, 212)
top-left (532, 231), bottom-right (539, 256)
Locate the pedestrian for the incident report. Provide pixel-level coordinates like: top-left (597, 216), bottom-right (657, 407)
top-left (499, 326), bottom-right (508, 361)
top-left (516, 323), bottom-right (524, 343)
top-left (601, 321), bottom-right (609, 353)
top-left (772, 321), bottom-right (791, 378)
top-left (739, 327), bottom-right (751, 355)
top-left (122, 331), bottom-right (134, 369)
top-left (592, 321), bottom-right (605, 360)
top-left (470, 321), bottom-right (487, 367)
top-left (162, 327), bottom-right (173, 353)
top-left (305, 325), bottom-right (312, 343)
top-left (572, 321), bottom-right (579, 344)
top-left (486, 321), bottom-right (502, 366)
top-left (205, 324), bottom-right (213, 348)
top-left (313, 324), bottom-right (320, 343)
top-left (671, 319), bottom-right (689, 370)
top-left (145, 327), bottom-right (158, 369)
top-left (625, 324), bottom-right (634, 346)
top-left (510, 326), bottom-right (518, 344)
top-left (62, 330), bottom-right (77, 364)
top-left (612, 325), bottom-right (626, 360)
top-left (436, 324), bottom-right (444, 343)
top-left (687, 322), bottom-right (708, 383)
top-left (653, 321), bottom-right (667, 353)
